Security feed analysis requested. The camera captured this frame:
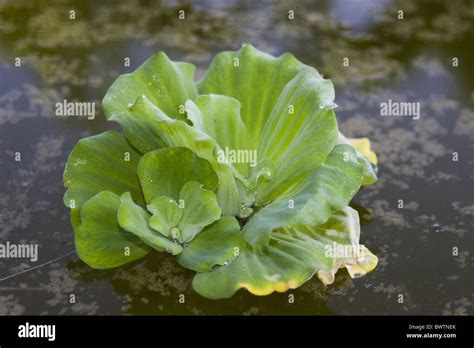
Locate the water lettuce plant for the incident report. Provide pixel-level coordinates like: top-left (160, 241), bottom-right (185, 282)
top-left (63, 44), bottom-right (378, 299)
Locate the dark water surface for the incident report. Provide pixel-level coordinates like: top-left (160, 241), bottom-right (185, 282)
top-left (0, 0), bottom-right (472, 315)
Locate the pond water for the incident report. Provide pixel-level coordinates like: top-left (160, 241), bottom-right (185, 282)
top-left (0, 0), bottom-right (472, 315)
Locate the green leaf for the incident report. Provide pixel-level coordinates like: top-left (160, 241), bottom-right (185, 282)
top-left (128, 95), bottom-right (215, 161)
top-left (196, 44), bottom-right (339, 203)
top-left (147, 196), bottom-right (183, 238)
top-left (197, 44), bottom-right (305, 150)
top-left (118, 192), bottom-right (183, 255)
top-left (214, 164), bottom-right (242, 216)
top-left (255, 68), bottom-right (338, 203)
top-left (70, 208), bottom-right (81, 230)
top-left (185, 94), bottom-right (250, 177)
top-left (311, 208), bottom-right (378, 285)
top-left (177, 181), bottom-right (222, 243)
top-left (242, 144), bottom-right (363, 246)
top-left (131, 96), bottom-right (241, 215)
top-left (178, 216), bottom-right (245, 272)
top-left (102, 52), bottom-right (198, 153)
top-left (192, 207), bottom-right (378, 299)
top-left (137, 146), bottom-right (218, 203)
top-left (63, 131), bottom-right (144, 209)
top-left (338, 133), bottom-right (378, 186)
top-left (75, 191), bottom-right (150, 269)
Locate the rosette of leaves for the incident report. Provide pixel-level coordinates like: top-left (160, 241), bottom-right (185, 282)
top-left (64, 44), bottom-right (379, 299)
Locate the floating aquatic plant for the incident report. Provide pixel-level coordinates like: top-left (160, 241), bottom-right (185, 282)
top-left (63, 44), bottom-right (378, 299)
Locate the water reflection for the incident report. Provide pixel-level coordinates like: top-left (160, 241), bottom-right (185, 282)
top-left (67, 253), bottom-right (352, 315)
